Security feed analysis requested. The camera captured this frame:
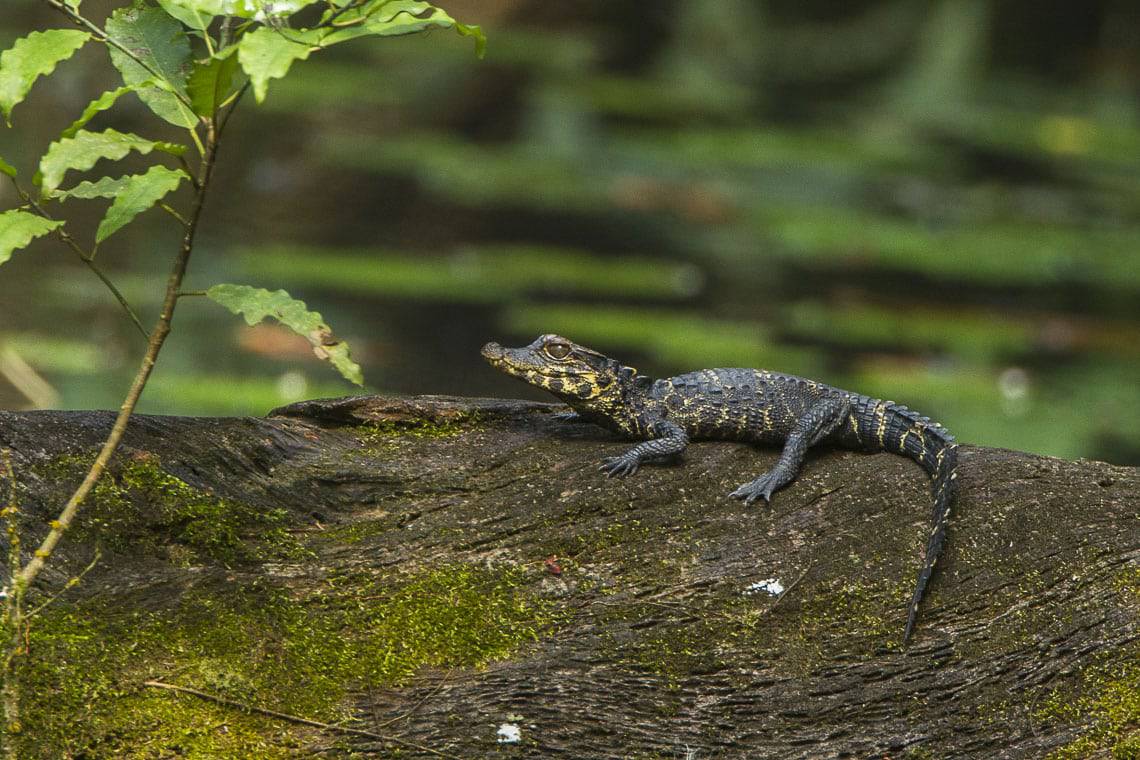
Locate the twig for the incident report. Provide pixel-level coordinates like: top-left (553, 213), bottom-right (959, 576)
top-left (159, 203), bottom-right (190, 228)
top-left (142, 680), bottom-right (464, 759)
top-left (766, 566), bottom-right (811, 614)
top-left (318, 0), bottom-right (370, 30)
top-left (7, 177), bottom-right (149, 340)
top-left (217, 82), bottom-right (251, 136)
top-left (375, 674), bottom-right (449, 729)
top-left (177, 155), bottom-right (201, 191)
top-left (25, 549), bottom-right (101, 619)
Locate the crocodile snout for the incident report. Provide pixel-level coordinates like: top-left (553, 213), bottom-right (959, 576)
top-left (481, 342), bottom-right (505, 363)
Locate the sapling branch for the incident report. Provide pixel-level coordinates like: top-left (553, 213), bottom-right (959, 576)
top-left (17, 120), bottom-right (223, 589)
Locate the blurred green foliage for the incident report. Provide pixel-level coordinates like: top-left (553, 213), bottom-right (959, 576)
top-left (1, 0), bottom-right (1138, 464)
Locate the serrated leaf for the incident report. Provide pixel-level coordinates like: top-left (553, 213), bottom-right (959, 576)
top-left (38, 128), bottom-right (187, 196)
top-left (105, 6), bottom-right (196, 128)
top-left (61, 83), bottom-right (149, 139)
top-left (0, 29), bottom-right (90, 122)
top-left (322, 0), bottom-right (485, 56)
top-left (187, 55), bottom-right (239, 116)
top-left (55, 175), bottom-right (132, 201)
top-left (96, 165), bottom-right (187, 242)
top-left (0, 156), bottom-right (15, 178)
top-left (206, 284), bottom-right (364, 385)
top-left (237, 26), bottom-right (323, 103)
top-left (0, 210), bottom-right (63, 266)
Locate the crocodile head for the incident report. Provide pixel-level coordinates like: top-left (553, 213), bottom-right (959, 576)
top-left (481, 334), bottom-right (642, 404)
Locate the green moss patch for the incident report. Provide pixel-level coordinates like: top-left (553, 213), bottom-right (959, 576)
top-left (16, 563), bottom-right (551, 758)
top-left (1036, 642), bottom-right (1140, 760)
top-left (357, 416), bottom-right (472, 441)
top-left (351, 416), bottom-right (475, 457)
top-left (36, 452), bottom-right (297, 566)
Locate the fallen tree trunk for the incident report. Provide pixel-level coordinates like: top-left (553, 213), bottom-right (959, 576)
top-left (0, 395), bottom-right (1136, 759)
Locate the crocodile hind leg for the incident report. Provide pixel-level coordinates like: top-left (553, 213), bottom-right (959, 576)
top-left (730, 395), bottom-right (851, 506)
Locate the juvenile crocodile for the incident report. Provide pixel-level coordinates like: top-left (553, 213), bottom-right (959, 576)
top-left (482, 334), bottom-right (960, 643)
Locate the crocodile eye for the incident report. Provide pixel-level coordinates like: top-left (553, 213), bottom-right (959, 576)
top-left (545, 342), bottom-right (571, 360)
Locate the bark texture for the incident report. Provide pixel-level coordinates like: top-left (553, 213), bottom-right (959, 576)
top-left (0, 395), bottom-right (1137, 759)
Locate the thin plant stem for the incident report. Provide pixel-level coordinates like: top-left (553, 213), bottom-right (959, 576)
top-left (7, 178), bottom-right (149, 341)
top-left (1, 451), bottom-right (24, 759)
top-left (17, 119), bottom-right (222, 589)
top-left (142, 681), bottom-right (464, 760)
top-left (159, 203), bottom-right (190, 227)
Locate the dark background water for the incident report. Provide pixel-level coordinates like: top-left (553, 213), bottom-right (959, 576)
top-left (1, 0), bottom-right (1138, 464)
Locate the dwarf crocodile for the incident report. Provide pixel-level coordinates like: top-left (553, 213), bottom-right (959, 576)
top-left (482, 334), bottom-right (960, 643)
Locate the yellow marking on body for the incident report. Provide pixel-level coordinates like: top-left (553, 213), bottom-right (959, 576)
top-left (761, 406), bottom-right (772, 431)
top-left (848, 412), bottom-right (860, 436)
top-left (898, 428), bottom-right (910, 453)
top-left (875, 402), bottom-right (887, 448)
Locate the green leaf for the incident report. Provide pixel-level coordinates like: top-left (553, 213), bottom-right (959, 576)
top-left (56, 175), bottom-right (132, 201)
top-left (0, 210), bottom-right (63, 266)
top-left (105, 6), bottom-right (196, 128)
top-left (206, 284), bottom-right (364, 385)
top-left (160, 0), bottom-right (323, 21)
top-left (38, 128), bottom-right (187, 196)
top-left (0, 29), bottom-right (90, 123)
top-left (156, 0), bottom-right (213, 31)
top-left (455, 22), bottom-right (486, 59)
top-left (187, 55), bottom-right (239, 116)
top-left (61, 84), bottom-right (149, 139)
top-left (95, 165), bottom-right (187, 243)
top-left (0, 156), bottom-right (15, 178)
top-left (322, 0), bottom-right (485, 56)
top-left (237, 26), bottom-right (323, 103)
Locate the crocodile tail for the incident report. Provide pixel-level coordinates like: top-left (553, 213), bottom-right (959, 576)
top-left (879, 403), bottom-right (959, 643)
top-left (905, 436), bottom-right (958, 642)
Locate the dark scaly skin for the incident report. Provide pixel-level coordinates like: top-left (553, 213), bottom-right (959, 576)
top-left (482, 334), bottom-right (960, 643)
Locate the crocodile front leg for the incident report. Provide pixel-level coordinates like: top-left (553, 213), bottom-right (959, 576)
top-left (731, 395), bottom-right (851, 505)
top-left (600, 420), bottom-right (688, 477)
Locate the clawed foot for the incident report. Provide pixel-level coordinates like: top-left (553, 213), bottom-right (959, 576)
top-left (730, 473), bottom-right (778, 506)
top-left (600, 455), bottom-right (639, 478)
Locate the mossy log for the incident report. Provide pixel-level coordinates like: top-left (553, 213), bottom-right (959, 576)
top-left (0, 395), bottom-right (1137, 759)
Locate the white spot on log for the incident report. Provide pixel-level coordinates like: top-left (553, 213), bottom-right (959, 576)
top-left (497, 723), bottom-right (521, 744)
top-left (744, 578), bottom-right (784, 596)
